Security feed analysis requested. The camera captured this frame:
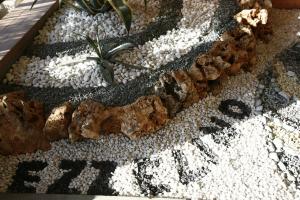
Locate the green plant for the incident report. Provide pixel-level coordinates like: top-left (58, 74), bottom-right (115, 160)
top-left (85, 34), bottom-right (141, 84)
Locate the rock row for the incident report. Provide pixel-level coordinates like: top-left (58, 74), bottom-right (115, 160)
top-left (0, 0), bottom-right (272, 155)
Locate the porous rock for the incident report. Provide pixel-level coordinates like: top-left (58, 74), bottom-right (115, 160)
top-left (43, 102), bottom-right (73, 141)
top-left (68, 100), bottom-right (109, 142)
top-left (220, 27), bottom-right (257, 71)
top-left (154, 70), bottom-right (200, 117)
top-left (235, 1), bottom-right (272, 42)
top-left (0, 91), bottom-right (50, 155)
top-left (120, 95), bottom-right (169, 139)
top-left (69, 96), bottom-right (169, 141)
top-left (235, 8), bottom-right (268, 27)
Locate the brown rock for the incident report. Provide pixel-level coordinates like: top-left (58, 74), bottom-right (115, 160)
top-left (171, 70), bottom-right (200, 108)
top-left (154, 70), bottom-right (200, 117)
top-left (68, 100), bottom-right (107, 142)
top-left (43, 102), bottom-right (73, 141)
top-left (69, 96), bottom-right (169, 141)
top-left (0, 91), bottom-right (50, 155)
top-left (210, 40), bottom-right (249, 75)
top-left (120, 96), bottom-right (169, 139)
top-left (234, 2), bottom-right (272, 42)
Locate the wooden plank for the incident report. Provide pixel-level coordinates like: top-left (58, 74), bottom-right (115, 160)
top-left (0, 0), bottom-right (58, 80)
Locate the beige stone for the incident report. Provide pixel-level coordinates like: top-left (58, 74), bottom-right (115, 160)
top-left (43, 102), bottom-right (73, 141)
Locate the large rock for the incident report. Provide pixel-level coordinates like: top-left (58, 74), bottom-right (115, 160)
top-left (69, 96), bottom-right (169, 141)
top-left (120, 96), bottom-right (169, 139)
top-left (0, 91), bottom-right (50, 155)
top-left (43, 102), bottom-right (73, 141)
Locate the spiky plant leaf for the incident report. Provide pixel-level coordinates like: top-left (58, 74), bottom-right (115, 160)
top-left (100, 61), bottom-right (114, 84)
top-left (86, 57), bottom-right (100, 62)
top-left (30, 0), bottom-right (38, 9)
top-left (85, 35), bottom-right (102, 58)
top-left (105, 42), bottom-right (135, 59)
top-left (96, 33), bottom-right (104, 56)
top-left (107, 0), bottom-right (132, 33)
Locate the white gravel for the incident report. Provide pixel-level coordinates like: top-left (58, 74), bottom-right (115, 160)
top-left (34, 0), bottom-right (160, 44)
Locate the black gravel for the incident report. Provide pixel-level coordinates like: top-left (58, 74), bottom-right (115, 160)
top-left (259, 67), bottom-right (291, 112)
top-left (278, 42), bottom-right (300, 82)
top-left (0, 0), bottom-right (239, 114)
top-left (280, 154), bottom-right (300, 189)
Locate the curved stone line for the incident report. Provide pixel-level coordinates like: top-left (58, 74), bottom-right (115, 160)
top-left (26, 0), bottom-right (184, 59)
top-left (0, 0), bottom-right (239, 114)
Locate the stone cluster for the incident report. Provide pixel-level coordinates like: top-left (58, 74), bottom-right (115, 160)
top-left (154, 26), bottom-right (257, 116)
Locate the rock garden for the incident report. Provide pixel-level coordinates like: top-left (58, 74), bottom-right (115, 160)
top-left (0, 0), bottom-right (300, 199)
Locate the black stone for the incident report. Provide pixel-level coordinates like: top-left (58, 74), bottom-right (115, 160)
top-left (7, 161), bottom-right (48, 193)
top-left (172, 150), bottom-right (208, 185)
top-left (192, 138), bottom-right (218, 165)
top-left (87, 161), bottom-right (118, 195)
top-left (47, 160), bottom-right (86, 194)
top-left (133, 158), bottom-right (170, 196)
top-left (218, 99), bottom-right (251, 120)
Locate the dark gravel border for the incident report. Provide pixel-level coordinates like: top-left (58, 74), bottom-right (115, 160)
top-left (0, 0), bottom-right (239, 114)
top-left (278, 42), bottom-right (300, 82)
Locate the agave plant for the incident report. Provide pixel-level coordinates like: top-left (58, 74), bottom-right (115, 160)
top-left (85, 34), bottom-right (141, 84)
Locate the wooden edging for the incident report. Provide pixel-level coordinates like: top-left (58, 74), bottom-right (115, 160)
top-left (0, 0), bottom-right (58, 80)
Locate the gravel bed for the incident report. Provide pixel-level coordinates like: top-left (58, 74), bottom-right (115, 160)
top-left (0, 5), bottom-right (300, 200)
top-left (1, 0), bottom-right (237, 113)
